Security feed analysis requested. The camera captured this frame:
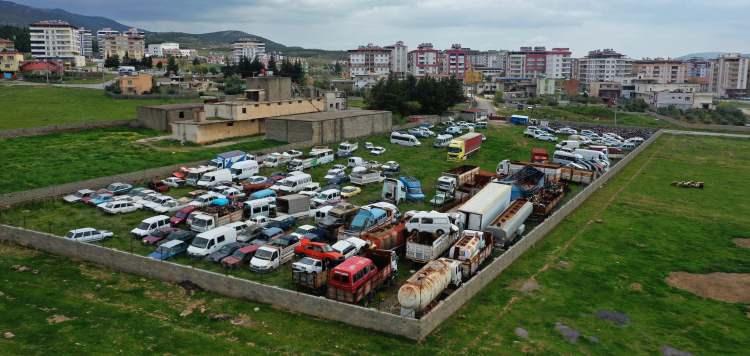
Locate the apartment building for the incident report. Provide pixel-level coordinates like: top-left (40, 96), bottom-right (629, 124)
top-left (708, 53), bottom-right (750, 98)
top-left (103, 32), bottom-right (145, 60)
top-left (384, 41), bottom-right (408, 78)
top-left (147, 42), bottom-right (180, 57)
top-left (577, 49), bottom-right (632, 84)
top-left (407, 43), bottom-right (440, 78)
top-left (505, 53), bottom-right (526, 78)
top-left (347, 43), bottom-right (391, 78)
top-left (29, 20), bottom-right (84, 66)
top-left (232, 38), bottom-right (266, 64)
top-left (545, 48), bottom-right (573, 79)
top-left (469, 50), bottom-right (508, 74)
top-left (632, 59), bottom-right (687, 84)
top-left (442, 44), bottom-right (468, 79)
top-left (77, 27), bottom-right (93, 58)
top-left (685, 57), bottom-right (712, 89)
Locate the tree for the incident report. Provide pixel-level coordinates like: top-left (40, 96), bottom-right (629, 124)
top-left (493, 90), bottom-right (505, 105)
top-left (267, 55), bottom-right (277, 73)
top-left (192, 57), bottom-right (201, 66)
top-left (166, 56), bottom-right (179, 75)
top-left (104, 54), bottom-right (120, 68)
top-left (334, 62), bottom-right (342, 75)
top-left (0, 26), bottom-right (30, 52)
top-left (156, 61), bottom-right (163, 70)
top-left (223, 74), bottom-right (245, 95)
top-left (141, 56), bottom-right (153, 69)
top-left (122, 52), bottom-right (131, 66)
top-left (249, 56), bottom-right (265, 77)
top-left (209, 66), bottom-right (219, 75)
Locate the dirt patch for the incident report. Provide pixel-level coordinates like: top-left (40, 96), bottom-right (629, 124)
top-left (666, 272), bottom-right (750, 303)
top-left (78, 263), bottom-right (114, 281)
top-left (510, 278), bottom-right (541, 293)
top-left (179, 300), bottom-right (206, 317)
top-left (732, 238), bottom-right (750, 249)
top-left (46, 314), bottom-right (75, 324)
top-left (0, 244), bottom-right (39, 258)
top-left (629, 283), bottom-right (643, 292)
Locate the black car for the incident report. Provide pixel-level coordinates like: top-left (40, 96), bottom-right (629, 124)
top-left (158, 230), bottom-right (196, 246)
top-left (207, 242), bottom-right (243, 263)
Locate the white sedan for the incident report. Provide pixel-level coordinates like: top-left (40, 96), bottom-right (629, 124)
top-left (98, 200), bottom-right (142, 214)
top-left (369, 146), bottom-right (386, 155)
top-left (161, 177), bottom-right (185, 188)
top-left (557, 127), bottom-right (577, 135)
top-left (535, 133), bottom-right (558, 142)
top-left (65, 228), bottom-right (113, 243)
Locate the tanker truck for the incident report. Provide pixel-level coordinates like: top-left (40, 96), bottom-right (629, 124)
top-left (484, 199), bottom-right (533, 248)
top-left (398, 258), bottom-right (462, 318)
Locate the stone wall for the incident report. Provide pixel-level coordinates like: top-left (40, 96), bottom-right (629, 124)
top-left (0, 120), bottom-right (135, 139)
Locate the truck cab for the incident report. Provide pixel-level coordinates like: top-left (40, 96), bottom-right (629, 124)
top-left (337, 141), bottom-right (358, 157)
top-left (326, 250), bottom-right (398, 304)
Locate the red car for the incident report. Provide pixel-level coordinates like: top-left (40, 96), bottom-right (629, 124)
top-left (170, 205), bottom-right (197, 226)
top-left (294, 239), bottom-right (344, 265)
top-left (142, 227), bottom-right (180, 245)
top-left (221, 244), bottom-right (261, 269)
top-left (148, 179), bottom-right (170, 193)
top-left (242, 176), bottom-right (274, 193)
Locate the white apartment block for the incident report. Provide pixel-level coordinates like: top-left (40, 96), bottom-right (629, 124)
top-left (632, 59), bottom-right (688, 84)
top-left (29, 20), bottom-right (84, 66)
top-left (347, 44), bottom-right (391, 78)
top-left (384, 41), bottom-right (408, 77)
top-left (96, 28), bottom-right (120, 44)
top-left (147, 42), bottom-right (180, 57)
top-left (232, 38), bottom-right (266, 64)
top-left (577, 49), bottom-right (633, 84)
top-left (708, 53), bottom-right (750, 97)
top-left (545, 49), bottom-right (573, 79)
top-left (77, 27), bottom-right (93, 58)
top-left (506, 54), bottom-right (526, 78)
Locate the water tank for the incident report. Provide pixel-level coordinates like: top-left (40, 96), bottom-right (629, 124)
top-left (398, 258), bottom-right (457, 312)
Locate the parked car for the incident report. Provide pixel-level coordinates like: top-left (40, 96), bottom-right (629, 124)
top-left (243, 176), bottom-right (274, 192)
top-left (292, 257), bottom-right (324, 273)
top-left (556, 127), bottom-right (577, 135)
top-left (131, 215), bottom-right (171, 238)
top-left (291, 224), bottom-right (330, 242)
top-left (221, 244), bottom-right (261, 268)
top-left (148, 180), bottom-right (170, 193)
top-left (331, 237), bottom-right (369, 259)
top-left (106, 182), bottom-right (133, 195)
top-left (282, 150), bottom-right (303, 159)
top-left (98, 200), bottom-right (142, 214)
top-left (369, 146), bottom-right (386, 156)
top-left (62, 189), bottom-right (96, 203)
top-left (259, 227), bottom-right (285, 241)
top-left (88, 192), bottom-right (117, 206)
top-left (158, 229), bottom-right (196, 246)
top-left (266, 215), bottom-right (297, 231)
top-left (364, 142), bottom-right (374, 150)
top-left (340, 186), bottom-right (361, 198)
top-left (269, 172), bottom-right (287, 182)
top-left (65, 228), bottom-right (113, 243)
top-left (170, 205), bottom-right (197, 226)
top-left (382, 161), bottom-right (400, 176)
top-left (294, 239), bottom-right (344, 265)
top-left (299, 182), bottom-right (322, 197)
top-left (161, 177), bottom-right (185, 188)
top-left (142, 227), bottom-right (181, 245)
top-left (148, 240), bottom-right (188, 261)
top-left (207, 242), bottom-right (244, 263)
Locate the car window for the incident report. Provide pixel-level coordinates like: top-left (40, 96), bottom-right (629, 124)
top-left (422, 218), bottom-right (433, 224)
top-left (218, 236), bottom-right (225, 243)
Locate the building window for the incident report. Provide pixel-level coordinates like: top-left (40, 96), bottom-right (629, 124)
top-left (242, 108), bottom-right (246, 114)
top-left (178, 112), bottom-right (184, 118)
top-left (227, 122), bottom-right (234, 126)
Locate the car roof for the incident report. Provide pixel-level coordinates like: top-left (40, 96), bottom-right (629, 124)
top-left (161, 240), bottom-right (183, 248)
top-left (70, 227), bottom-right (97, 233)
top-left (144, 215), bottom-right (170, 223)
top-left (333, 256), bottom-right (371, 273)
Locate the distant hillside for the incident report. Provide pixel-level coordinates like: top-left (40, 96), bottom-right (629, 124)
top-left (0, 0), bottom-right (131, 31)
top-left (678, 52), bottom-right (750, 60)
top-left (145, 30), bottom-right (345, 59)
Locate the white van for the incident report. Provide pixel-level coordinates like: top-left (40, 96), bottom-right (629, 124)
top-left (243, 197), bottom-right (276, 219)
top-left (574, 148), bottom-right (609, 164)
top-left (348, 157), bottom-right (365, 168)
top-left (552, 150), bottom-right (583, 166)
top-left (337, 141), bottom-right (358, 157)
top-left (310, 189), bottom-right (341, 208)
top-left (314, 205), bottom-right (334, 224)
top-left (130, 215), bottom-right (171, 237)
top-left (187, 226), bottom-right (237, 258)
top-left (229, 160), bottom-right (259, 180)
top-left (271, 173), bottom-right (313, 194)
top-left (405, 211), bottom-right (457, 235)
top-left (390, 132), bottom-right (421, 146)
top-left (433, 134), bottom-right (453, 148)
top-left (197, 169), bottom-right (232, 188)
top-left (311, 149), bottom-right (335, 165)
top-left (555, 140), bottom-right (580, 152)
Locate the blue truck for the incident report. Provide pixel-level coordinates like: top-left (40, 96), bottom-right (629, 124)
top-left (510, 115), bottom-right (530, 125)
top-left (381, 176), bottom-right (425, 204)
top-left (209, 150), bottom-right (252, 169)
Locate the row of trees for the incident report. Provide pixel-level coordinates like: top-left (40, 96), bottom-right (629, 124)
top-left (366, 74), bottom-right (465, 116)
top-left (221, 56), bottom-right (306, 83)
top-left (0, 26), bottom-right (30, 52)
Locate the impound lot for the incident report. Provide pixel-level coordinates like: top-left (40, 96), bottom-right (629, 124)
top-left (1, 132), bottom-right (749, 354)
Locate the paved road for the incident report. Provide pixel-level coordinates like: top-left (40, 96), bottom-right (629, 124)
top-left (474, 97), bottom-right (497, 114)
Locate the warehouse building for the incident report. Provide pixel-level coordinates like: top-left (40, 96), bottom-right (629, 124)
top-left (137, 103), bottom-right (205, 132)
top-left (265, 110), bottom-right (391, 144)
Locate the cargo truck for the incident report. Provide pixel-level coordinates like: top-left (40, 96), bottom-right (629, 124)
top-left (447, 132), bottom-right (483, 161)
top-left (497, 159), bottom-right (562, 184)
top-left (189, 206), bottom-right (244, 233)
top-left (447, 230), bottom-right (494, 280)
top-left (405, 226), bottom-right (461, 264)
top-left (485, 199), bottom-right (532, 248)
top-left (275, 194), bottom-right (311, 217)
top-left (292, 257), bottom-right (328, 294)
top-left (457, 182), bottom-right (512, 231)
top-left (435, 165), bottom-right (481, 197)
top-left (360, 220), bottom-right (406, 251)
top-left (398, 258), bottom-right (462, 317)
top-left (185, 166), bottom-right (217, 186)
top-left (350, 170), bottom-right (385, 185)
top-left (210, 150), bottom-right (252, 169)
top-left (249, 235), bottom-right (300, 273)
top-left (326, 249), bottom-right (398, 304)
top-left (381, 176), bottom-right (425, 204)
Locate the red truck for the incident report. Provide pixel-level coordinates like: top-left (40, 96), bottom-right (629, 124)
top-left (326, 249), bottom-right (398, 304)
top-left (531, 147), bottom-right (549, 163)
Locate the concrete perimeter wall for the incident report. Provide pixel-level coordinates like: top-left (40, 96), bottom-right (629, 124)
top-left (0, 141), bottom-right (312, 207)
top-left (416, 129), bottom-right (664, 339)
top-left (0, 119), bottom-right (135, 139)
top-left (0, 225), bottom-right (421, 339)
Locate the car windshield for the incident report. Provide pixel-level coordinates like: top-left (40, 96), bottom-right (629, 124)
top-left (408, 187), bottom-right (422, 194)
top-left (255, 249), bottom-right (273, 260)
top-left (321, 245), bottom-right (333, 252)
top-left (193, 219), bottom-right (209, 227)
top-left (343, 187), bottom-right (355, 193)
top-left (137, 222), bottom-right (150, 230)
top-left (156, 246), bottom-right (171, 254)
top-left (281, 180), bottom-right (295, 187)
top-left (230, 249), bottom-right (245, 258)
top-left (349, 211), bottom-right (371, 232)
top-left (191, 237), bottom-right (209, 248)
top-left (65, 231), bottom-right (75, 238)
top-left (299, 257), bottom-right (315, 265)
top-left (447, 147), bottom-right (461, 153)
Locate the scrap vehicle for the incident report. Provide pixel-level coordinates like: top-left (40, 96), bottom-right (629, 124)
top-left (209, 150), bottom-right (252, 169)
top-left (292, 257), bottom-right (328, 294)
top-left (498, 166), bottom-right (546, 200)
top-left (456, 182), bottom-right (512, 231)
top-left (397, 258), bottom-right (462, 318)
top-left (405, 226), bottom-right (461, 264)
top-left (484, 199), bottom-right (533, 248)
top-left (447, 230), bottom-right (494, 280)
top-left (326, 249), bottom-right (398, 304)
top-left (250, 235), bottom-right (300, 272)
top-left (189, 205), bottom-right (244, 233)
top-left (382, 176), bottom-right (425, 204)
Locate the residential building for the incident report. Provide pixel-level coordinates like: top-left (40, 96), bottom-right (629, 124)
top-left (536, 78), bottom-right (558, 96)
top-left (0, 48), bottom-right (25, 77)
top-left (19, 60), bottom-right (64, 75)
top-left (633, 81), bottom-right (701, 94)
top-left (505, 53), bottom-right (526, 78)
top-left (118, 73), bottom-right (153, 95)
top-left (0, 38), bottom-right (15, 50)
top-left (347, 43), bottom-right (391, 88)
top-left (29, 20), bottom-right (84, 67)
top-left (103, 32), bottom-right (145, 60)
top-left (516, 46), bottom-right (547, 78)
top-left (577, 49), bottom-right (632, 84)
top-left (442, 44), bottom-right (468, 79)
top-left (685, 57), bottom-right (712, 89)
top-left (96, 28), bottom-right (119, 44)
top-left (545, 48), bottom-right (573, 79)
top-left (408, 43), bottom-right (440, 77)
top-left (384, 41), bottom-right (408, 78)
top-left (588, 82), bottom-right (622, 100)
top-left (77, 27), bottom-right (93, 58)
top-left (708, 53), bottom-right (750, 98)
top-left (232, 38), bottom-right (266, 64)
top-left (637, 90), bottom-right (713, 110)
top-left (147, 42), bottom-right (180, 57)
top-left (632, 59), bottom-right (687, 84)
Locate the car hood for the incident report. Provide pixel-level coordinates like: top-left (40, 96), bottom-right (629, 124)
top-left (148, 252), bottom-right (167, 260)
top-left (250, 258), bottom-right (272, 268)
top-left (222, 257), bottom-right (241, 265)
top-left (62, 195), bottom-right (79, 202)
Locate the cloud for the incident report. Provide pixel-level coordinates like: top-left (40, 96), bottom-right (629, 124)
top-left (15, 0), bottom-right (750, 57)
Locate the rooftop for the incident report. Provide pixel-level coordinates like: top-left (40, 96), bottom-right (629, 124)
top-left (269, 110), bottom-right (389, 122)
top-left (141, 103), bottom-right (204, 110)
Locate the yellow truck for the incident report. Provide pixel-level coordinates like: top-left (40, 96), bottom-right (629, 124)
top-left (447, 132), bottom-right (483, 161)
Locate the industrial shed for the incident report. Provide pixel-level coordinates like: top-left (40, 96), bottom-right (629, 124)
top-left (265, 110), bottom-right (392, 144)
top-left (137, 103), bottom-right (204, 132)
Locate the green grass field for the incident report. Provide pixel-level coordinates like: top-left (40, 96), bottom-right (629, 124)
top-left (1, 133), bottom-right (748, 354)
top-left (0, 86), bottom-right (194, 130)
top-left (496, 104), bottom-right (672, 128)
top-left (0, 128), bottom-right (282, 194)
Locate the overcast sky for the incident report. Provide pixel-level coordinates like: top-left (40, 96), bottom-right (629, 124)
top-left (18, 0), bottom-right (750, 58)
